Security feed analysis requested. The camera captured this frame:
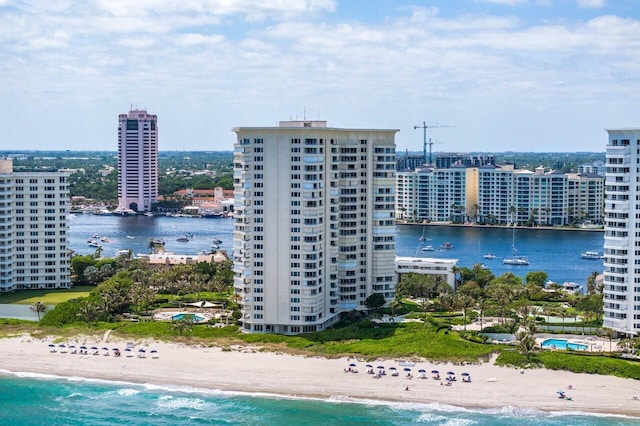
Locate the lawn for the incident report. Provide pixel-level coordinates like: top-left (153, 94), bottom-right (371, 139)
top-left (0, 287), bottom-right (93, 305)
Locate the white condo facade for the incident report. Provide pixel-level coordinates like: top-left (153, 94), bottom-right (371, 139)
top-left (603, 129), bottom-right (640, 336)
top-left (0, 159), bottom-right (71, 292)
top-left (397, 164), bottom-right (603, 226)
top-left (232, 121), bottom-right (397, 334)
top-left (117, 109), bottom-right (158, 212)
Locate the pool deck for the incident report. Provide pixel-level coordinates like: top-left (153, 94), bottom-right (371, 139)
top-left (535, 334), bottom-right (617, 352)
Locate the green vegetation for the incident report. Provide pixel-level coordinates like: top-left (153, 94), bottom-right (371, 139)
top-left (496, 350), bottom-right (640, 380)
top-left (0, 287), bottom-right (93, 305)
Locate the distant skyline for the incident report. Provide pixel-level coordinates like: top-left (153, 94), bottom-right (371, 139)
top-left (2, 0), bottom-right (639, 153)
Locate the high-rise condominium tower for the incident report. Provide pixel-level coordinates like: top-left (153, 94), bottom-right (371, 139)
top-left (117, 109), bottom-right (158, 212)
top-left (232, 120), bottom-right (397, 334)
top-left (603, 128), bottom-right (640, 336)
top-left (0, 158), bottom-right (71, 292)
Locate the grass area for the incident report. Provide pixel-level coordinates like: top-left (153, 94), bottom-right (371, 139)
top-left (0, 287), bottom-right (94, 305)
top-left (109, 319), bottom-right (498, 362)
top-left (496, 349), bottom-right (640, 380)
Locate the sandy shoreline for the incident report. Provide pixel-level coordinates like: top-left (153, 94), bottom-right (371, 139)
top-left (1, 336), bottom-right (639, 418)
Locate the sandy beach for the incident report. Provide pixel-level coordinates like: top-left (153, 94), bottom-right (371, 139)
top-left (1, 335), bottom-right (639, 418)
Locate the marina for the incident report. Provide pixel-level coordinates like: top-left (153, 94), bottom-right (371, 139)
top-left (69, 215), bottom-right (604, 286)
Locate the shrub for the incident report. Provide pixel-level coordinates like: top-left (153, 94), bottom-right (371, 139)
top-left (40, 298), bottom-right (87, 327)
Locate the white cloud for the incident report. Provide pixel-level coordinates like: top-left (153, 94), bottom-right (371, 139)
top-left (576, 0), bottom-right (606, 8)
top-left (117, 37), bottom-right (155, 49)
top-left (1, 1), bottom-right (639, 152)
top-left (176, 33), bottom-right (225, 46)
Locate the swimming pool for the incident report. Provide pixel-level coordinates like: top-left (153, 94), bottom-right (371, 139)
top-left (541, 338), bottom-right (588, 351)
top-left (171, 313), bottom-right (206, 323)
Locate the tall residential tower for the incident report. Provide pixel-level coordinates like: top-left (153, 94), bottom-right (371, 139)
top-left (0, 159), bottom-right (71, 292)
top-left (117, 109), bottom-right (158, 212)
top-left (603, 128), bottom-right (640, 336)
top-left (233, 121), bottom-right (397, 334)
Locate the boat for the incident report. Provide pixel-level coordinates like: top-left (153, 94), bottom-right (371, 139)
top-left (144, 212), bottom-right (154, 217)
top-left (176, 235), bottom-right (190, 242)
top-left (126, 235), bottom-right (135, 239)
top-left (561, 281), bottom-right (583, 294)
top-left (150, 239), bottom-right (165, 246)
top-left (580, 251), bottom-right (602, 260)
top-left (480, 264), bottom-right (489, 270)
top-left (440, 242), bottom-right (454, 249)
top-left (422, 245), bottom-right (435, 251)
top-left (212, 238), bottom-right (222, 245)
top-left (503, 224), bottom-right (529, 265)
top-left (87, 240), bottom-right (101, 248)
top-left (100, 237), bottom-right (109, 242)
top-left (503, 256), bottom-right (529, 265)
top-left (201, 211), bottom-right (224, 218)
top-left (483, 253), bottom-right (497, 259)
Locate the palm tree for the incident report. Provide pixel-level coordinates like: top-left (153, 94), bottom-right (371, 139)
top-left (389, 295), bottom-right (403, 316)
top-left (30, 301), bottom-right (47, 321)
top-left (172, 318), bottom-right (193, 336)
top-left (586, 271), bottom-right (600, 295)
top-left (77, 302), bottom-right (99, 322)
top-left (457, 295), bottom-right (474, 331)
top-left (515, 330), bottom-right (536, 360)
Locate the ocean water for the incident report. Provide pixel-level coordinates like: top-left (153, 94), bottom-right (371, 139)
top-left (69, 215), bottom-right (604, 285)
top-left (0, 371), bottom-right (636, 426)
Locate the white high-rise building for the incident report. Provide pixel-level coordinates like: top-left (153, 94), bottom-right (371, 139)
top-left (0, 159), bottom-right (71, 292)
top-left (232, 120), bottom-right (397, 334)
top-left (117, 109), bottom-right (158, 212)
top-left (603, 129), bottom-right (640, 336)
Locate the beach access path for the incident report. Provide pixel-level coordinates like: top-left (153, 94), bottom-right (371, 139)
top-left (1, 336), bottom-right (639, 418)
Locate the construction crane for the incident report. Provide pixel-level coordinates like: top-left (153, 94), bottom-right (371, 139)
top-left (413, 121), bottom-right (455, 166)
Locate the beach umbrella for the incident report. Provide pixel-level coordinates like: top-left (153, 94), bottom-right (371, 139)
top-left (80, 346), bottom-right (87, 350)
top-left (48, 344), bottom-right (55, 348)
top-left (101, 347), bottom-right (109, 351)
top-left (349, 363), bottom-right (356, 367)
top-left (112, 348), bottom-right (120, 351)
top-left (365, 364), bottom-right (373, 368)
top-left (461, 372), bottom-right (470, 377)
top-left (418, 369), bottom-right (426, 373)
top-left (403, 367), bottom-right (411, 372)
top-left (90, 346), bottom-right (98, 350)
top-left (389, 367), bottom-right (397, 370)
top-left (138, 348), bottom-right (146, 352)
top-left (447, 371), bottom-right (455, 376)
top-left (150, 349), bottom-right (157, 353)
top-left (377, 366), bottom-right (385, 369)
top-left (58, 344), bottom-right (66, 348)
top-left (431, 370), bottom-right (439, 374)
top-left (124, 348), bottom-right (132, 352)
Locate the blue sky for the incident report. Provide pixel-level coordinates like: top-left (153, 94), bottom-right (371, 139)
top-left (1, 0), bottom-right (639, 153)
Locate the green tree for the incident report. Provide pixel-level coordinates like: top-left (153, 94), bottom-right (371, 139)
top-left (172, 318), bottom-right (193, 336)
top-left (365, 293), bottom-right (386, 310)
top-left (457, 295), bottom-right (474, 330)
top-left (525, 271), bottom-right (548, 287)
top-left (30, 301), bottom-right (47, 321)
top-left (515, 330), bottom-right (536, 360)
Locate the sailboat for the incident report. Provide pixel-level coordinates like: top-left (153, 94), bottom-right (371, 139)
top-left (415, 227), bottom-right (432, 256)
top-left (503, 223), bottom-right (529, 265)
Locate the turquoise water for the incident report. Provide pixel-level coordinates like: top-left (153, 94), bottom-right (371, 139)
top-left (0, 371), bottom-right (637, 425)
top-left (172, 313), bottom-right (205, 322)
top-left (541, 339), bottom-right (589, 351)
